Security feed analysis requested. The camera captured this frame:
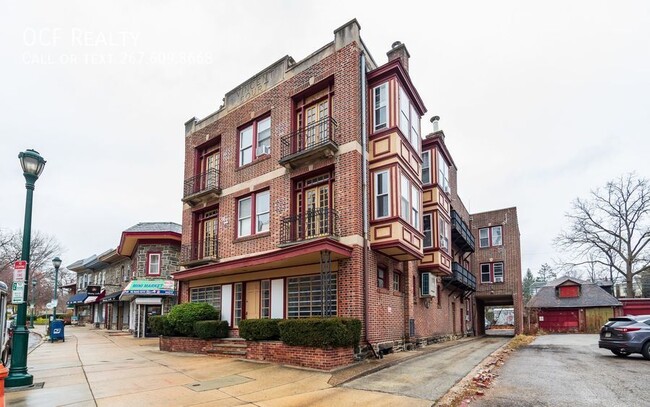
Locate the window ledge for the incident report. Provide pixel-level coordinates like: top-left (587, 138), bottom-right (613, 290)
top-left (392, 291), bottom-right (403, 297)
top-left (376, 287), bottom-right (390, 294)
top-left (234, 231), bottom-right (271, 243)
top-left (236, 154), bottom-right (271, 171)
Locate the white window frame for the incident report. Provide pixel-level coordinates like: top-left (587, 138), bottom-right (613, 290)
top-left (256, 117), bottom-right (271, 154)
top-left (373, 83), bottom-right (388, 131)
top-left (399, 86), bottom-right (410, 139)
top-left (437, 151), bottom-right (449, 193)
top-left (422, 150), bottom-right (431, 184)
top-left (147, 253), bottom-right (161, 276)
top-left (479, 228), bottom-right (490, 248)
top-left (400, 174), bottom-right (410, 224)
top-left (423, 213), bottom-right (433, 248)
top-left (491, 226), bottom-right (503, 246)
top-left (238, 190), bottom-right (270, 237)
top-left (190, 285), bottom-right (222, 313)
top-left (239, 116), bottom-right (272, 166)
top-left (480, 263), bottom-right (491, 283)
top-left (493, 262), bottom-right (504, 282)
top-left (479, 226), bottom-right (503, 247)
top-left (411, 184), bottom-right (420, 229)
top-left (439, 214), bottom-right (449, 252)
top-left (255, 190), bottom-right (270, 233)
top-left (238, 196), bottom-right (252, 237)
top-left (374, 170), bottom-right (391, 219)
top-left (239, 125), bottom-right (253, 166)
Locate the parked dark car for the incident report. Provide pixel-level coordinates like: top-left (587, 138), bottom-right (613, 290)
top-left (598, 315), bottom-right (650, 359)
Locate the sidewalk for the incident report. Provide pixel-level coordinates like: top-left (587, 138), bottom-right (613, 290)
top-left (5, 326), bottom-right (485, 407)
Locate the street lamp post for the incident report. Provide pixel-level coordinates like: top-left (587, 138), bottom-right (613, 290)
top-left (30, 279), bottom-right (36, 328)
top-left (6, 149), bottom-right (46, 388)
top-left (52, 257), bottom-right (62, 322)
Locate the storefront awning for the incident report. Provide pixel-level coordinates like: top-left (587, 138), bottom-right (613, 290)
top-left (121, 279), bottom-right (176, 298)
top-left (101, 291), bottom-right (123, 302)
top-left (67, 292), bottom-right (88, 305)
top-left (84, 290), bottom-right (106, 304)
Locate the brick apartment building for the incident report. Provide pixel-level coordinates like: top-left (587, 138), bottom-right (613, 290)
top-left (174, 19), bottom-right (515, 353)
top-left (470, 207), bottom-right (524, 334)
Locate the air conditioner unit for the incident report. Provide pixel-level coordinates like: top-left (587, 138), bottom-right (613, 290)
top-left (420, 272), bottom-right (437, 297)
top-left (256, 145), bottom-right (271, 156)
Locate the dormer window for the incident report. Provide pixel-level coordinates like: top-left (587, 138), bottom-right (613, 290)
top-left (558, 285), bottom-right (580, 298)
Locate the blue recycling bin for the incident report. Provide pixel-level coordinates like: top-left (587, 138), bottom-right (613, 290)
top-left (50, 319), bottom-right (65, 342)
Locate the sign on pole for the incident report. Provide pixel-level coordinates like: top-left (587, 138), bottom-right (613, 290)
top-left (13, 260), bottom-right (27, 283)
top-left (12, 281), bottom-right (26, 304)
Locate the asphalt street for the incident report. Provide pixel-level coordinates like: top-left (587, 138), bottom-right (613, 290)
top-left (343, 336), bottom-right (509, 403)
top-left (474, 334), bottom-right (650, 407)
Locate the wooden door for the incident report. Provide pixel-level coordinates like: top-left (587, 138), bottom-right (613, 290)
top-left (204, 151), bottom-right (220, 189)
top-left (202, 216), bottom-right (218, 258)
top-left (245, 281), bottom-right (260, 320)
top-left (585, 307), bottom-right (613, 333)
top-left (452, 302), bottom-right (457, 335)
top-left (305, 185), bottom-right (329, 238)
top-left (304, 100), bottom-right (329, 147)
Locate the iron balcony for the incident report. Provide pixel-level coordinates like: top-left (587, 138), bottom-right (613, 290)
top-left (451, 210), bottom-right (475, 253)
top-left (279, 117), bottom-right (338, 169)
top-left (179, 236), bottom-right (218, 267)
top-left (443, 262), bottom-right (477, 292)
top-left (280, 207), bottom-right (340, 245)
top-left (182, 168), bottom-right (221, 205)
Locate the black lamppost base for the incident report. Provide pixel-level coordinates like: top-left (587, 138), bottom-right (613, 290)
top-left (4, 373), bottom-right (34, 388)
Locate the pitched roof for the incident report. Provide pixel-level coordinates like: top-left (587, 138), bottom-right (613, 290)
top-left (526, 278), bottom-right (622, 308)
top-left (124, 222), bottom-right (182, 234)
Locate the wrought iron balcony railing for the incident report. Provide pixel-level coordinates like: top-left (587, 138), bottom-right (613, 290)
top-left (180, 237), bottom-right (218, 265)
top-left (183, 168), bottom-right (221, 201)
top-left (444, 262), bottom-right (477, 292)
top-left (279, 117), bottom-right (338, 164)
top-left (280, 207), bottom-right (340, 245)
top-left (451, 210), bottom-right (475, 253)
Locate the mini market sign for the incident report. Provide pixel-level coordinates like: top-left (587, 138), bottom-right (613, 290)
top-left (122, 279), bottom-right (176, 296)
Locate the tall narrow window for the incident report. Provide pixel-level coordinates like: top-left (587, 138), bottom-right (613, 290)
top-left (439, 215), bottom-right (449, 252)
top-left (399, 87), bottom-right (410, 137)
top-left (493, 262), bottom-right (504, 282)
top-left (238, 197), bottom-right (252, 238)
top-left (239, 125), bottom-right (253, 166)
top-left (410, 105), bottom-right (420, 148)
top-left (480, 264), bottom-right (491, 283)
top-left (256, 117), bottom-right (271, 155)
top-left (147, 253), bottom-right (161, 276)
top-left (261, 279), bottom-right (271, 318)
top-left (437, 151), bottom-right (450, 193)
top-left (423, 214), bottom-right (433, 248)
top-left (492, 226), bottom-right (503, 246)
top-left (411, 184), bottom-right (420, 229)
top-left (479, 228), bottom-right (490, 248)
top-left (373, 83), bottom-right (388, 131)
top-left (256, 190), bottom-right (270, 233)
top-left (377, 265), bottom-right (388, 289)
top-left (393, 272), bottom-right (401, 292)
top-left (422, 150), bottom-right (431, 184)
top-left (374, 170), bottom-right (390, 219)
top-left (400, 174), bottom-right (410, 224)
top-left (234, 283), bottom-right (243, 326)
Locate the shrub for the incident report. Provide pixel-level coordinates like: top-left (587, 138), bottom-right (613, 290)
top-left (279, 317), bottom-right (362, 348)
top-left (167, 302), bottom-right (219, 336)
top-left (194, 320), bottom-right (229, 339)
top-left (238, 319), bottom-right (282, 340)
top-left (149, 315), bottom-right (177, 336)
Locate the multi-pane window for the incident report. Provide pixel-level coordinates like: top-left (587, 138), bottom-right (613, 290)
top-left (422, 150), bottom-right (431, 184)
top-left (423, 214), bottom-right (433, 248)
top-left (238, 190), bottom-right (270, 237)
top-left (479, 226), bottom-right (503, 248)
top-left (190, 285), bottom-right (222, 313)
top-left (261, 279), bottom-right (271, 319)
top-left (377, 265), bottom-right (388, 289)
top-left (287, 274), bottom-right (337, 318)
top-left (393, 272), bottom-right (401, 292)
top-left (373, 83), bottom-right (388, 131)
top-left (481, 262), bottom-right (504, 283)
top-left (400, 174), bottom-right (410, 224)
top-left (239, 116), bottom-right (271, 166)
top-left (234, 282), bottom-right (243, 326)
top-left (437, 151), bottom-right (449, 193)
top-left (439, 215), bottom-right (449, 252)
top-left (411, 184), bottom-right (420, 229)
top-left (398, 86), bottom-right (420, 153)
top-left (147, 253), bottom-right (161, 276)
top-left (374, 170), bottom-right (390, 219)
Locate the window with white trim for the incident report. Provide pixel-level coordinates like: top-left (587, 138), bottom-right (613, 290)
top-left (398, 86), bottom-right (421, 153)
top-left (411, 184), bottom-right (420, 229)
top-left (239, 116), bottom-right (271, 166)
top-left (190, 285), bottom-right (222, 313)
top-left (439, 214), bottom-right (449, 252)
top-left (147, 253), bottom-right (161, 276)
top-left (423, 213), bottom-right (433, 248)
top-left (479, 225), bottom-right (503, 248)
top-left (287, 273), bottom-right (337, 318)
top-left (480, 262), bottom-right (504, 283)
top-left (422, 150), bottom-right (431, 184)
top-left (373, 83), bottom-right (388, 131)
top-left (374, 170), bottom-right (390, 219)
top-left (400, 174), bottom-right (410, 224)
top-left (261, 279), bottom-right (271, 319)
top-left (234, 282), bottom-right (243, 326)
top-left (437, 151), bottom-right (449, 193)
top-left (237, 190), bottom-right (270, 237)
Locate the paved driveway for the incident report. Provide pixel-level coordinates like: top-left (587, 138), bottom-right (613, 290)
top-left (475, 334), bottom-right (650, 407)
top-left (344, 337), bottom-right (509, 403)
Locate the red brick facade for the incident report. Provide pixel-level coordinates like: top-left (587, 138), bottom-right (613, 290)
top-left (246, 341), bottom-right (354, 370)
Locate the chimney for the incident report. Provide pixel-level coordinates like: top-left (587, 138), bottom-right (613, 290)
top-left (431, 116), bottom-right (441, 132)
top-left (387, 41), bottom-right (410, 71)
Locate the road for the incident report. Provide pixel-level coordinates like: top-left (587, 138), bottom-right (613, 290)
top-left (344, 337), bottom-right (509, 403)
top-left (475, 334), bottom-right (650, 407)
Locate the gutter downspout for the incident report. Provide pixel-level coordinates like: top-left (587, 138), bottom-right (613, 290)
top-left (361, 52), bottom-right (376, 357)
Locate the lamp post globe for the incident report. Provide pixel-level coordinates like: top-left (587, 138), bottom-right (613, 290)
top-left (6, 148), bottom-right (46, 388)
top-left (52, 257), bottom-right (62, 322)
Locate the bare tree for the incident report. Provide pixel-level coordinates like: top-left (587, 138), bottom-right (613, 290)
top-left (0, 228), bottom-right (64, 284)
top-left (555, 173), bottom-right (650, 297)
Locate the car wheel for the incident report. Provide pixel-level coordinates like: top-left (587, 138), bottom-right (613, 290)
top-left (611, 349), bottom-right (630, 357)
top-left (642, 342), bottom-right (650, 361)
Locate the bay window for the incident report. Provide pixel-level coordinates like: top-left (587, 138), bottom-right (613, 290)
top-left (438, 151), bottom-right (449, 193)
top-left (374, 170), bottom-right (391, 219)
top-left (423, 214), bottom-right (433, 248)
top-left (373, 83), bottom-right (388, 131)
top-left (422, 150), bottom-right (431, 184)
top-left (439, 214), bottom-right (449, 252)
top-left (400, 174), bottom-right (410, 224)
top-left (398, 86), bottom-right (421, 153)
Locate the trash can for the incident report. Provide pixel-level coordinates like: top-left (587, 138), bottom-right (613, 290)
top-left (50, 319), bottom-right (65, 343)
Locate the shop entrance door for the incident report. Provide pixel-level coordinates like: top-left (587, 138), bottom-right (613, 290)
top-left (144, 305), bottom-right (162, 337)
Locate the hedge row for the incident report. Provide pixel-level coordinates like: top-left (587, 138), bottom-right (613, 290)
top-left (150, 302), bottom-right (226, 338)
top-left (238, 317), bottom-right (361, 348)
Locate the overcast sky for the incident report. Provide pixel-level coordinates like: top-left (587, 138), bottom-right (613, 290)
top-left (1, 1), bottom-right (649, 277)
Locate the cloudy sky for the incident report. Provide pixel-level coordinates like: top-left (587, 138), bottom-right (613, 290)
top-left (1, 1), bottom-right (649, 277)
